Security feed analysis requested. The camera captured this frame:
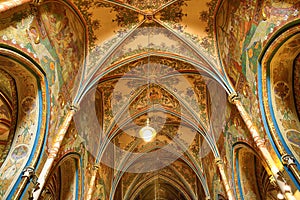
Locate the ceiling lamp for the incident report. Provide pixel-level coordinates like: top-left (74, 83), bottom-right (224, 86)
top-left (138, 26), bottom-right (157, 143)
top-left (139, 118), bottom-right (156, 142)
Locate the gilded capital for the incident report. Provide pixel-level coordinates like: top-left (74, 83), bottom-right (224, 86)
top-left (228, 92), bottom-right (239, 104)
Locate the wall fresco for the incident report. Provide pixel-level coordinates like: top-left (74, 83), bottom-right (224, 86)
top-left (0, 5), bottom-right (34, 50)
top-left (0, 4), bottom-right (73, 158)
top-left (217, 0), bottom-right (300, 85)
top-left (39, 1), bottom-right (85, 99)
top-left (0, 56), bottom-right (41, 199)
top-left (216, 0), bottom-right (300, 143)
top-left (269, 34), bottom-right (300, 162)
top-left (0, 69), bottom-right (17, 168)
top-left (41, 154), bottom-right (82, 199)
top-left (294, 53), bottom-right (300, 118)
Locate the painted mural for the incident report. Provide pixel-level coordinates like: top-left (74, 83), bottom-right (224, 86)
top-left (217, 0), bottom-right (300, 85)
top-left (0, 55), bottom-right (45, 199)
top-left (39, 1), bottom-right (85, 99)
top-left (269, 34), bottom-right (300, 162)
top-left (41, 154), bottom-right (82, 199)
top-left (216, 1), bottom-right (300, 176)
top-left (0, 5), bottom-right (34, 50)
top-left (0, 69), bottom-right (17, 168)
top-left (25, 15), bottom-right (71, 154)
top-left (2, 0), bottom-right (300, 199)
top-left (294, 54), bottom-right (300, 119)
top-left (0, 2), bottom-right (74, 158)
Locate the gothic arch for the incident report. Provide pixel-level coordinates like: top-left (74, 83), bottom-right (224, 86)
top-left (259, 20), bottom-right (300, 187)
top-left (233, 143), bottom-right (277, 200)
top-left (0, 47), bottom-right (48, 199)
top-left (40, 153), bottom-right (82, 200)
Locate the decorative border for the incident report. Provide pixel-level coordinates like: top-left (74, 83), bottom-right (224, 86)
top-left (258, 19), bottom-right (300, 189)
top-left (0, 46), bottom-right (49, 199)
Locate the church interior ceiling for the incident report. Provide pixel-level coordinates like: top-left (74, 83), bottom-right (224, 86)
top-left (0, 0), bottom-right (299, 199)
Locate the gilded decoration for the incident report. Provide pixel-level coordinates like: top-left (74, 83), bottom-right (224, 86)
top-left (1, 0), bottom-right (300, 199)
top-left (39, 1), bottom-right (85, 98)
top-left (112, 0), bottom-right (172, 11)
top-left (0, 69), bottom-right (17, 168)
top-left (294, 53), bottom-right (300, 118)
top-left (270, 34), bottom-right (300, 160)
top-left (0, 52), bottom-right (46, 199)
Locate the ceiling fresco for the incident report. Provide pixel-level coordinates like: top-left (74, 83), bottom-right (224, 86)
top-left (1, 0), bottom-right (300, 199)
top-left (117, 159), bottom-right (199, 200)
top-left (69, 0), bottom-right (224, 86)
top-left (72, 0), bottom-right (217, 50)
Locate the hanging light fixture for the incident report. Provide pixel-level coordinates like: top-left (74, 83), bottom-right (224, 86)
top-left (139, 28), bottom-right (156, 142)
top-left (139, 118), bottom-right (156, 142)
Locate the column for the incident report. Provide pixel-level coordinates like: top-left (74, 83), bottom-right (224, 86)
top-left (215, 158), bottom-right (235, 200)
top-left (228, 93), bottom-right (295, 200)
top-left (86, 164), bottom-right (100, 200)
top-left (32, 104), bottom-right (78, 199)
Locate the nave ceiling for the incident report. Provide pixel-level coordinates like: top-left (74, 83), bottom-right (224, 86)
top-left (0, 0), bottom-right (300, 199)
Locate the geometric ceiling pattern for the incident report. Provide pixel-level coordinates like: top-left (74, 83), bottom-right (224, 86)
top-left (1, 0), bottom-right (300, 199)
top-left (69, 0), bottom-right (227, 199)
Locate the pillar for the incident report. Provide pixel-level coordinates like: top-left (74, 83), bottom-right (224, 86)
top-left (32, 104), bottom-right (78, 199)
top-left (215, 158), bottom-right (235, 200)
top-left (228, 93), bottom-right (295, 200)
top-left (86, 164), bottom-right (100, 200)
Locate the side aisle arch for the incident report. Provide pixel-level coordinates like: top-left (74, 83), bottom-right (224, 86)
top-left (233, 143), bottom-right (278, 200)
top-left (39, 153), bottom-right (82, 199)
top-left (0, 46), bottom-right (48, 199)
top-left (258, 19), bottom-right (300, 188)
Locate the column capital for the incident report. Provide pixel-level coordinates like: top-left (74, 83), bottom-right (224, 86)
top-left (22, 166), bottom-right (35, 179)
top-left (29, 0), bottom-right (43, 14)
top-left (31, 0), bottom-right (43, 5)
top-left (282, 154), bottom-right (296, 167)
top-left (215, 158), bottom-right (223, 165)
top-left (269, 175), bottom-right (277, 187)
top-left (69, 104), bottom-right (80, 112)
top-left (92, 164), bottom-right (100, 170)
top-left (228, 92), bottom-right (240, 104)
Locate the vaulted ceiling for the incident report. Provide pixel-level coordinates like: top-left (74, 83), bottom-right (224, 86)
top-left (67, 0), bottom-right (230, 199)
top-left (3, 0), bottom-right (300, 199)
